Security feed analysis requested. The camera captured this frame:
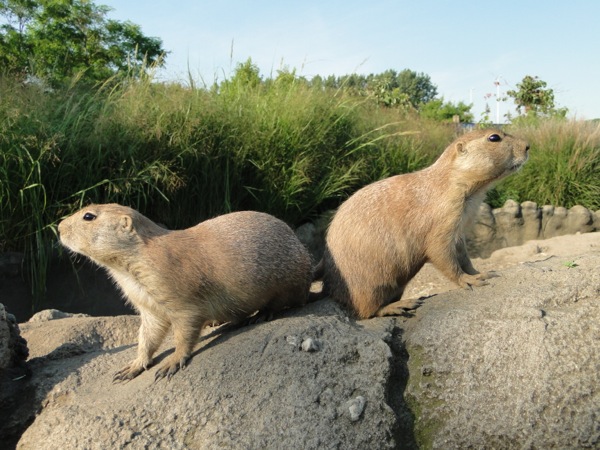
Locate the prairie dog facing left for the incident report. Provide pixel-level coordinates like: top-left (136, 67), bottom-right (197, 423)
top-left (58, 204), bottom-right (312, 381)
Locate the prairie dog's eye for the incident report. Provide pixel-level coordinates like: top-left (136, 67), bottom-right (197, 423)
top-left (488, 134), bottom-right (502, 142)
top-left (83, 212), bottom-right (97, 221)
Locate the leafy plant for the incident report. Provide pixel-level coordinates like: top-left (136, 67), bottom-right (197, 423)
top-left (506, 75), bottom-right (568, 119)
top-left (0, 0), bottom-right (165, 86)
top-left (420, 97), bottom-right (474, 123)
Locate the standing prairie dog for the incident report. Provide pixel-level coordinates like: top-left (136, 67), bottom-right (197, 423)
top-left (322, 128), bottom-right (529, 319)
top-left (58, 204), bottom-right (312, 381)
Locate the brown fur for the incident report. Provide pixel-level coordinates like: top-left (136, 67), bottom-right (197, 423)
top-left (322, 128), bottom-right (529, 319)
top-left (58, 204), bottom-right (312, 380)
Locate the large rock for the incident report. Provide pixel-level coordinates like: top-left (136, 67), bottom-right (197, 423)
top-left (403, 258), bottom-right (599, 448)
top-left (8, 232), bottom-right (600, 449)
top-left (0, 304), bottom-right (29, 371)
top-left (0, 304), bottom-right (30, 449)
top-left (16, 302), bottom-right (403, 449)
top-left (0, 304), bottom-right (29, 372)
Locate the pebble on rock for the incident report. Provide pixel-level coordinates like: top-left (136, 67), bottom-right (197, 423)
top-left (301, 338), bottom-right (320, 352)
top-left (346, 396), bottom-right (366, 422)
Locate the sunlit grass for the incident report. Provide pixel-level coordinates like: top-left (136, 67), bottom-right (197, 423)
top-left (1, 70), bottom-right (598, 312)
top-left (491, 119), bottom-right (600, 209)
top-left (0, 73), bottom-right (438, 310)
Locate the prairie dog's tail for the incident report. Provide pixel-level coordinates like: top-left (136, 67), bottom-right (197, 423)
top-left (308, 259), bottom-right (327, 303)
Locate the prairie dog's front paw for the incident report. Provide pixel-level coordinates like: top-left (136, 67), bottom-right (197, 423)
top-left (154, 353), bottom-right (190, 382)
top-left (113, 358), bottom-right (151, 383)
top-left (458, 273), bottom-right (489, 289)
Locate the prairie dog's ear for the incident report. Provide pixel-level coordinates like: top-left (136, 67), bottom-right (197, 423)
top-left (119, 215), bottom-right (134, 232)
top-left (456, 141), bottom-right (467, 155)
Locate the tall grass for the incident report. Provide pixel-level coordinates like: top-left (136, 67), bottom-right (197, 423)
top-left (490, 119), bottom-right (600, 209)
top-left (0, 73), bottom-right (444, 311)
top-left (2, 70), bottom-right (598, 312)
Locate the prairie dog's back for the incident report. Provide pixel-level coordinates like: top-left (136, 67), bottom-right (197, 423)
top-left (197, 211), bottom-right (310, 282)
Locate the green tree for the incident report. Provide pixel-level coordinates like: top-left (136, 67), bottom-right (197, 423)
top-left (0, 0), bottom-right (165, 85)
top-left (420, 97), bottom-right (474, 123)
top-left (367, 70), bottom-right (410, 108)
top-left (0, 0), bottom-right (37, 73)
top-left (506, 75), bottom-right (567, 118)
top-left (315, 69), bottom-right (438, 110)
top-left (395, 69), bottom-right (437, 108)
top-left (365, 69), bottom-right (437, 109)
top-left (221, 58), bottom-right (262, 91)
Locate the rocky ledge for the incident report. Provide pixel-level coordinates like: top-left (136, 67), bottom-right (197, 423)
top-left (1, 232), bottom-right (599, 449)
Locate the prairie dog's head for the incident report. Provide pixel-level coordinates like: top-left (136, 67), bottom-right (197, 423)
top-left (58, 203), bottom-right (148, 265)
top-left (450, 129), bottom-right (529, 183)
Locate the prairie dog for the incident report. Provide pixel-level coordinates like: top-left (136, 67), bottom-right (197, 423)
top-left (58, 204), bottom-right (312, 380)
top-left (322, 128), bottom-right (529, 319)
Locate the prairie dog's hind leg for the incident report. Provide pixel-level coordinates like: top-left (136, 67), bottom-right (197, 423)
top-left (374, 297), bottom-right (422, 317)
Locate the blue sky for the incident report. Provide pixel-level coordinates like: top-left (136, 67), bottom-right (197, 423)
top-left (100, 0), bottom-right (600, 121)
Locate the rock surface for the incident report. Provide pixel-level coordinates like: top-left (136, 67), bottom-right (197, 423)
top-left (16, 303), bottom-right (403, 449)
top-left (404, 257), bottom-right (600, 448)
top-left (27, 309), bottom-right (90, 323)
top-left (3, 232), bottom-right (600, 449)
top-left (0, 303), bottom-right (29, 371)
top-left (0, 303), bottom-right (31, 449)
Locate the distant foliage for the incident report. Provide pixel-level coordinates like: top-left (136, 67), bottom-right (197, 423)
top-left (506, 75), bottom-right (568, 120)
top-left (369, 69), bottom-right (438, 109)
top-left (308, 68), bottom-right (478, 124)
top-left (221, 58), bottom-right (262, 89)
top-left (313, 69), bottom-right (438, 111)
top-left (420, 97), bottom-right (474, 123)
top-left (0, 0), bottom-right (165, 86)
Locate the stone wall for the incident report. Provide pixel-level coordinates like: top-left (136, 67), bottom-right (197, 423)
top-left (467, 200), bottom-right (600, 258)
